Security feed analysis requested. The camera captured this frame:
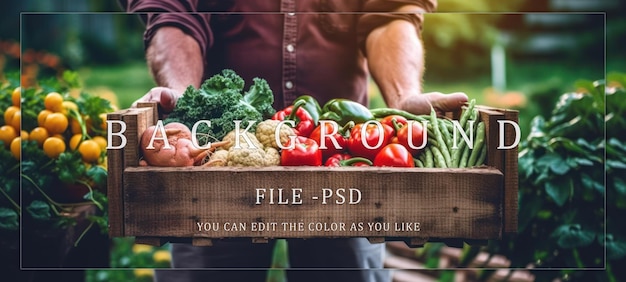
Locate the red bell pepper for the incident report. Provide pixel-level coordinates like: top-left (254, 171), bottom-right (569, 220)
top-left (272, 100), bottom-right (315, 137)
top-left (309, 120), bottom-right (351, 160)
top-left (395, 120), bottom-right (426, 155)
top-left (325, 153), bottom-right (372, 167)
top-left (347, 122), bottom-right (394, 161)
top-left (373, 143), bottom-right (415, 167)
top-left (280, 136), bottom-right (322, 166)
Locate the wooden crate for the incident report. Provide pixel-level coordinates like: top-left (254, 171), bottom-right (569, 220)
top-left (107, 103), bottom-right (518, 247)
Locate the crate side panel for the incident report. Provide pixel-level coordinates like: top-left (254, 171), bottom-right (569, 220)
top-left (106, 111), bottom-right (125, 237)
top-left (502, 109), bottom-right (519, 233)
top-left (123, 167), bottom-right (503, 240)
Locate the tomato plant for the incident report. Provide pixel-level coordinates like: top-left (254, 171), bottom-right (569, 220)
top-left (1, 70), bottom-right (115, 269)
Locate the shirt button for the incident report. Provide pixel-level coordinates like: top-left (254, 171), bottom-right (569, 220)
top-left (285, 81), bottom-right (294, 89)
top-left (286, 44), bottom-right (295, 53)
top-left (287, 12), bottom-right (295, 16)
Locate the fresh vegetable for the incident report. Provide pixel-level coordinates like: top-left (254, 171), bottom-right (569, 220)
top-left (139, 122), bottom-right (225, 167)
top-left (293, 95), bottom-right (322, 126)
top-left (309, 120), bottom-right (350, 161)
top-left (379, 114), bottom-right (408, 128)
top-left (227, 146), bottom-right (280, 167)
top-left (370, 107), bottom-right (430, 123)
top-left (280, 136), bottom-right (322, 166)
top-left (271, 100), bottom-right (315, 137)
top-left (347, 122), bottom-right (394, 161)
top-left (204, 149), bottom-right (228, 167)
top-left (324, 153), bottom-right (372, 167)
top-left (221, 129), bottom-right (264, 150)
top-left (373, 143), bottom-right (414, 167)
top-left (165, 69), bottom-right (276, 143)
top-left (255, 119), bottom-right (296, 150)
top-left (320, 98), bottom-right (374, 127)
top-left (394, 119), bottom-right (426, 155)
top-left (202, 126), bottom-right (280, 167)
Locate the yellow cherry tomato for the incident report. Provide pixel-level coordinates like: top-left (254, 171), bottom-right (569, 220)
top-left (92, 135), bottom-right (107, 151)
top-left (0, 125), bottom-right (17, 147)
top-left (29, 127), bottom-right (49, 147)
top-left (4, 106), bottom-right (19, 125)
top-left (11, 137), bottom-right (21, 160)
top-left (69, 134), bottom-right (83, 150)
top-left (43, 137), bottom-right (66, 159)
top-left (12, 87), bottom-right (21, 108)
top-left (44, 112), bottom-right (69, 135)
top-left (78, 139), bottom-right (101, 163)
top-left (44, 92), bottom-right (64, 112)
top-left (37, 110), bottom-right (52, 127)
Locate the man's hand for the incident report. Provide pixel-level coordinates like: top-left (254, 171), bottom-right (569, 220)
top-left (131, 87), bottom-right (183, 118)
top-left (397, 92), bottom-right (469, 116)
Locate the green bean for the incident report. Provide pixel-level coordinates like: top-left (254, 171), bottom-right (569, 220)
top-left (431, 145), bottom-right (447, 168)
top-left (458, 142), bottom-right (471, 168)
top-left (467, 122), bottom-right (485, 167)
top-left (414, 158), bottom-right (424, 168)
top-left (474, 145), bottom-right (487, 167)
top-left (424, 146), bottom-right (434, 168)
top-left (459, 99), bottom-right (476, 130)
top-left (370, 108), bottom-right (430, 122)
top-left (430, 108), bottom-right (451, 167)
top-left (439, 118), bottom-right (453, 151)
top-left (427, 137), bottom-right (439, 148)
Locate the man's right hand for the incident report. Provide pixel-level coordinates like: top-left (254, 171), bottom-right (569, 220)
top-left (131, 87), bottom-right (183, 118)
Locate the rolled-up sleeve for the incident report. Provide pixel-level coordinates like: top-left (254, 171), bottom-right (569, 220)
top-left (120, 0), bottom-right (212, 60)
top-left (357, 0), bottom-right (437, 54)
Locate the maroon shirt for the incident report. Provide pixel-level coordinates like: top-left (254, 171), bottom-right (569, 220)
top-left (121, 0), bottom-right (437, 109)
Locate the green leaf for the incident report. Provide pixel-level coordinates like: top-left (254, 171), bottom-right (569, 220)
top-left (551, 224), bottom-right (595, 249)
top-left (607, 160), bottom-right (626, 170)
top-left (581, 173), bottom-right (604, 195)
top-left (600, 234), bottom-right (626, 260)
top-left (26, 200), bottom-right (52, 220)
top-left (527, 116), bottom-right (547, 139)
top-left (62, 70), bottom-right (82, 88)
top-left (537, 153), bottom-right (570, 175)
top-left (545, 179), bottom-right (571, 207)
top-left (574, 79), bottom-right (598, 95)
top-left (573, 157), bottom-right (594, 167)
top-left (87, 166), bottom-right (108, 188)
top-left (0, 207), bottom-right (19, 231)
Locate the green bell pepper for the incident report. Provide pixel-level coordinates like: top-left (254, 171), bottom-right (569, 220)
top-left (293, 95), bottom-right (322, 126)
top-left (320, 98), bottom-right (374, 126)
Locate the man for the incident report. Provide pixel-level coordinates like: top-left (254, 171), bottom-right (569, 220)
top-left (121, 1), bottom-right (468, 281)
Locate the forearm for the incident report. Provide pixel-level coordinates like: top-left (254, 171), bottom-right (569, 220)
top-left (365, 18), bottom-right (424, 109)
top-left (146, 26), bottom-right (204, 92)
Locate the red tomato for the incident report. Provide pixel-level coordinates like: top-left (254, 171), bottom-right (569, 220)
top-left (347, 122), bottom-right (394, 161)
top-left (373, 143), bottom-right (415, 167)
top-left (396, 120), bottom-right (426, 155)
top-left (309, 121), bottom-right (347, 160)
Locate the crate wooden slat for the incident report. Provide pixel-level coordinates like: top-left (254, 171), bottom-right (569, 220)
top-left (107, 103), bottom-right (518, 246)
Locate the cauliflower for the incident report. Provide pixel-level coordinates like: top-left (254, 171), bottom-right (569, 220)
top-left (264, 147), bottom-right (281, 166)
top-left (255, 119), bottom-right (296, 150)
top-left (204, 127), bottom-right (283, 167)
top-left (227, 147), bottom-right (267, 167)
top-left (221, 129), bottom-right (263, 150)
top-left (204, 149), bottom-right (229, 167)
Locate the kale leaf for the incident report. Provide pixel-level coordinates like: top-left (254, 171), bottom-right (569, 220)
top-left (165, 69), bottom-right (276, 142)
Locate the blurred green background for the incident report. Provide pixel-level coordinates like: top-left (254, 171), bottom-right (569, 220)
top-left (3, 0), bottom-right (626, 281)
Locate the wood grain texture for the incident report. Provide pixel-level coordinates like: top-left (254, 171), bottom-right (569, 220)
top-left (122, 166), bottom-right (503, 240)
